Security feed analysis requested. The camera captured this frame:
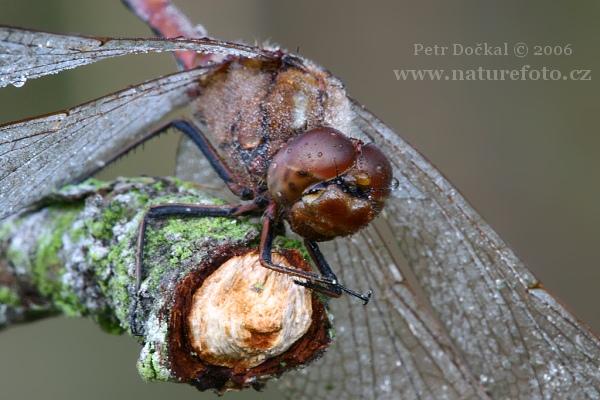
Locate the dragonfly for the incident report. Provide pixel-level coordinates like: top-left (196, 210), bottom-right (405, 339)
top-left (1, 1), bottom-right (598, 399)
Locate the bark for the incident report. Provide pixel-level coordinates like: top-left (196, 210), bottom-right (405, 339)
top-left (0, 177), bottom-right (331, 393)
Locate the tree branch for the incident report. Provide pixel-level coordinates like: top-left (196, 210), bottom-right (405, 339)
top-left (0, 177), bottom-right (331, 393)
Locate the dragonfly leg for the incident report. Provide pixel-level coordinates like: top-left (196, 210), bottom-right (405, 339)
top-left (258, 202), bottom-right (371, 304)
top-left (135, 202), bottom-right (260, 292)
top-left (131, 201), bottom-right (260, 336)
top-left (79, 118), bottom-right (253, 199)
top-left (302, 239), bottom-right (372, 304)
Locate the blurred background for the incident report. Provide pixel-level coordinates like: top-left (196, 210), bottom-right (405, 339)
top-left (0, 1), bottom-right (598, 399)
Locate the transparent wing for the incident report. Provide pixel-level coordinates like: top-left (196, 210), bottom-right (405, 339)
top-left (0, 67), bottom-right (215, 219)
top-left (0, 26), bottom-right (268, 88)
top-left (310, 99), bottom-right (600, 398)
top-left (279, 227), bottom-right (493, 399)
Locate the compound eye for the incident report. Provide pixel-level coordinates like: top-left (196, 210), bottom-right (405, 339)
top-left (283, 141), bottom-right (394, 242)
top-left (267, 127), bottom-right (358, 206)
top-left (354, 143), bottom-right (394, 202)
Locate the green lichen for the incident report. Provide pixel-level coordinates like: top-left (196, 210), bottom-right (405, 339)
top-left (152, 180), bottom-right (164, 191)
top-left (252, 283), bottom-right (265, 292)
top-left (0, 287), bottom-right (20, 307)
top-left (328, 327), bottom-right (336, 339)
top-left (273, 236), bottom-right (309, 261)
top-left (32, 205), bottom-right (88, 317)
top-left (137, 344), bottom-right (170, 382)
top-left (95, 312), bottom-right (125, 334)
top-left (93, 202), bottom-right (129, 240)
top-left (137, 353), bottom-right (157, 381)
top-left (140, 213), bottom-right (259, 297)
top-left (137, 314), bottom-right (172, 382)
top-left (89, 221), bottom-right (106, 239)
top-left (96, 216), bottom-right (139, 332)
top-left (150, 216), bottom-right (255, 247)
top-left (59, 177), bottom-right (107, 192)
top-left (87, 186), bottom-right (149, 331)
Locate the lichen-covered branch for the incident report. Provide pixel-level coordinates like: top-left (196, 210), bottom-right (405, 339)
top-left (0, 177), bottom-right (253, 331)
top-left (0, 177), bottom-right (331, 393)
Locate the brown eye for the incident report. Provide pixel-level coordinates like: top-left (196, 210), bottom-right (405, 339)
top-left (267, 127), bottom-right (358, 206)
top-left (266, 126), bottom-right (394, 242)
top-left (353, 143), bottom-right (394, 202)
top-left (286, 144), bottom-right (394, 242)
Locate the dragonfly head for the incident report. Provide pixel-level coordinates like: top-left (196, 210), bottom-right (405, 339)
top-left (267, 127), bottom-right (393, 241)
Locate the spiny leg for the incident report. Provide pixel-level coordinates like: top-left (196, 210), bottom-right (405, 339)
top-left (302, 239), bottom-right (371, 304)
top-left (258, 202), bottom-right (371, 303)
top-left (135, 202), bottom-right (261, 291)
top-left (79, 118), bottom-right (252, 199)
top-left (131, 201), bottom-right (260, 336)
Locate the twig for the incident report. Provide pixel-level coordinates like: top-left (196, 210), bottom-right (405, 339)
top-left (0, 177), bottom-right (331, 393)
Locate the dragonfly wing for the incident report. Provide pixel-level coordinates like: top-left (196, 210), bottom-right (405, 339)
top-left (277, 226), bottom-right (489, 399)
top-left (0, 26), bottom-right (269, 88)
top-left (0, 67), bottom-right (215, 219)
top-left (341, 98), bottom-right (600, 398)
